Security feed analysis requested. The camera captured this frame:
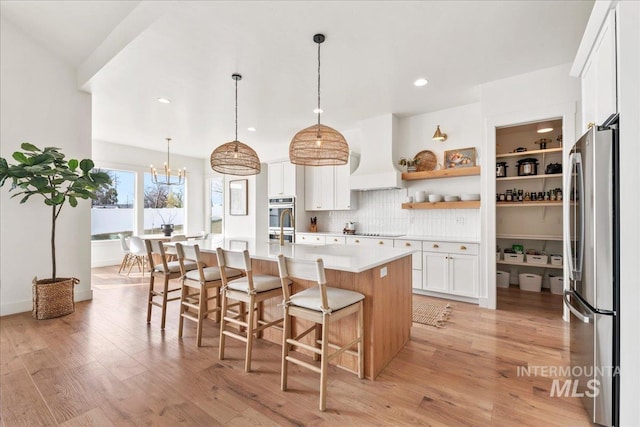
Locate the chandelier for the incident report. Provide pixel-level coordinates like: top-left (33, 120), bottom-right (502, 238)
top-left (289, 33), bottom-right (349, 166)
top-left (150, 137), bottom-right (185, 185)
top-left (210, 74), bottom-right (261, 176)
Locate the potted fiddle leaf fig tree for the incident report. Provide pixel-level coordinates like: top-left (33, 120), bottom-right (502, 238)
top-left (0, 143), bottom-right (111, 319)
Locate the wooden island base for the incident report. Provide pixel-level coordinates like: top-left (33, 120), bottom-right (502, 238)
top-left (249, 255), bottom-right (412, 380)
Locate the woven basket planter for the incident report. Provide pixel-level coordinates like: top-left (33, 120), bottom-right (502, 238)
top-left (32, 277), bottom-right (79, 320)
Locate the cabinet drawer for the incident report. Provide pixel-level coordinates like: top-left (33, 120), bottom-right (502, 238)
top-left (326, 236), bottom-right (346, 245)
top-left (345, 236), bottom-right (393, 246)
top-left (394, 239), bottom-right (422, 270)
top-left (423, 241), bottom-right (479, 255)
top-left (296, 234), bottom-right (325, 245)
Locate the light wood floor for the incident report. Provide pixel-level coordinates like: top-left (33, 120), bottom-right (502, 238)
top-left (0, 266), bottom-right (590, 426)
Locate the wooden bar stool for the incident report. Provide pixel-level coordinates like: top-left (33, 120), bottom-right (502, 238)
top-left (175, 243), bottom-right (242, 347)
top-left (144, 239), bottom-right (196, 329)
top-left (216, 248), bottom-right (290, 372)
top-left (276, 254), bottom-right (364, 411)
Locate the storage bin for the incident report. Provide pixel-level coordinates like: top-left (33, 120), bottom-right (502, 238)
top-left (549, 275), bottom-right (564, 295)
top-left (504, 253), bottom-right (524, 263)
top-left (550, 255), bottom-right (563, 266)
top-left (496, 270), bottom-right (510, 288)
top-left (518, 273), bottom-right (542, 292)
top-left (527, 254), bottom-right (548, 265)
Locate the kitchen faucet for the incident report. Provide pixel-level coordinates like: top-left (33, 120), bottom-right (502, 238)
top-left (279, 209), bottom-right (294, 246)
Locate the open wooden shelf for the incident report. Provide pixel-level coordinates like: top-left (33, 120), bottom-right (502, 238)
top-left (496, 147), bottom-right (563, 159)
top-left (401, 166), bottom-right (480, 181)
top-left (496, 173), bottom-right (562, 181)
top-left (401, 201), bottom-right (480, 210)
top-left (497, 260), bottom-right (563, 270)
top-left (496, 201), bottom-right (562, 207)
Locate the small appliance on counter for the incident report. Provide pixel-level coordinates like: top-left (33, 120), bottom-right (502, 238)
top-left (545, 162), bottom-right (562, 174)
top-left (343, 221), bottom-right (356, 235)
top-left (516, 158), bottom-right (539, 176)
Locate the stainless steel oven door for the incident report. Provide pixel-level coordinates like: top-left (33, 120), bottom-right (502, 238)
top-left (268, 231), bottom-right (294, 243)
top-left (268, 205), bottom-right (294, 230)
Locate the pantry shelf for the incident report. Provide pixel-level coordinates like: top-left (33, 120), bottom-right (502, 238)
top-left (496, 201), bottom-right (562, 207)
top-left (496, 234), bottom-right (563, 241)
top-left (401, 201), bottom-right (480, 210)
top-left (401, 166), bottom-right (480, 181)
top-left (496, 260), bottom-right (563, 270)
top-left (496, 147), bottom-right (563, 159)
top-left (496, 173), bottom-right (562, 181)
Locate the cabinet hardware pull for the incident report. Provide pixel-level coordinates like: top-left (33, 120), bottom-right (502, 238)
top-left (587, 121), bottom-right (595, 130)
top-left (460, 246), bottom-right (467, 250)
top-left (316, 237), bottom-right (320, 240)
top-left (433, 244), bottom-right (439, 248)
top-left (378, 241), bottom-right (384, 245)
top-left (334, 238), bottom-right (338, 242)
top-left (355, 239), bottom-right (360, 243)
top-left (405, 243), bottom-right (411, 247)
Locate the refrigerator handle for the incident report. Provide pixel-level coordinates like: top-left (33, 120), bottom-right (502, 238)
top-left (563, 290), bottom-right (592, 323)
top-left (565, 152), bottom-right (584, 281)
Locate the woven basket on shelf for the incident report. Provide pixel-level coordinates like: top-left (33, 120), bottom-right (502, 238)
top-left (32, 277), bottom-right (79, 320)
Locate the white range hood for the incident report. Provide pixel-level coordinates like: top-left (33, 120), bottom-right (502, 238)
top-left (349, 114), bottom-right (404, 190)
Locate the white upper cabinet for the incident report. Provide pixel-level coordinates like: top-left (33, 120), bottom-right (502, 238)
top-left (268, 161), bottom-right (297, 196)
top-left (304, 156), bottom-right (358, 211)
top-left (579, 10), bottom-right (617, 132)
top-left (305, 165), bottom-right (335, 210)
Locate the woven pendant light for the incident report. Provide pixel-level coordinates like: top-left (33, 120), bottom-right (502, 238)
top-left (210, 74), bottom-right (261, 176)
top-left (289, 34), bottom-right (348, 166)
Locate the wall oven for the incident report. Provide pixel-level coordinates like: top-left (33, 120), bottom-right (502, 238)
top-left (268, 196), bottom-right (295, 242)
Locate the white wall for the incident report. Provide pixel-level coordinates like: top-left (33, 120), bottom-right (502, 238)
top-left (223, 166), bottom-right (268, 240)
top-left (0, 18), bottom-right (93, 315)
top-left (616, 1), bottom-right (640, 424)
top-left (478, 63), bottom-right (581, 309)
top-left (309, 104), bottom-right (482, 239)
top-left (91, 140), bottom-right (208, 266)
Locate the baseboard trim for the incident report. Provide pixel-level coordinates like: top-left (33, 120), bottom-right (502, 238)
top-left (0, 289), bottom-right (93, 317)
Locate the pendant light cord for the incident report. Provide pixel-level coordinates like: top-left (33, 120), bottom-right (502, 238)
top-left (235, 77), bottom-right (239, 141)
top-left (317, 39), bottom-right (321, 128)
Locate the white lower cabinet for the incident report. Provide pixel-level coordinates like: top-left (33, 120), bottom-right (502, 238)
top-left (394, 239), bottom-right (422, 289)
top-left (345, 236), bottom-right (393, 247)
top-left (296, 233), bottom-right (326, 245)
top-left (422, 241), bottom-right (479, 298)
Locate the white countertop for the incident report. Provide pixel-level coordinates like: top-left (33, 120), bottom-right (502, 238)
top-left (168, 237), bottom-right (414, 273)
top-left (295, 231), bottom-right (480, 244)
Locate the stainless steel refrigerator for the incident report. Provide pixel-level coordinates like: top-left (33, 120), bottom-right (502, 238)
top-left (564, 114), bottom-right (620, 426)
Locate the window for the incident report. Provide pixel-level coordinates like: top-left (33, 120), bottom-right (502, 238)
top-left (211, 177), bottom-right (223, 234)
top-left (143, 173), bottom-right (185, 234)
top-left (91, 169), bottom-right (135, 240)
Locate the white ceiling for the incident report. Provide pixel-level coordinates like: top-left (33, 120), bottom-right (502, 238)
top-left (1, 1), bottom-right (594, 161)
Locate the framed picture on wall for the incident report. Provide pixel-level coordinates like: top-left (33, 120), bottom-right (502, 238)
top-left (444, 147), bottom-right (477, 169)
top-left (229, 179), bottom-right (248, 216)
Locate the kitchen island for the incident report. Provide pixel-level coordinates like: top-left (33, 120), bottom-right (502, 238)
top-left (175, 237), bottom-right (414, 379)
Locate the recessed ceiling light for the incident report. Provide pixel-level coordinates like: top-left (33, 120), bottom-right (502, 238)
top-left (313, 108), bottom-right (323, 114)
top-left (247, 127), bottom-right (256, 132)
top-left (157, 97), bottom-right (171, 104)
top-left (414, 78), bottom-right (428, 87)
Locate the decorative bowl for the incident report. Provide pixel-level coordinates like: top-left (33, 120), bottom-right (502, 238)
top-left (428, 194), bottom-right (443, 203)
top-left (460, 193), bottom-right (481, 201)
top-left (444, 195), bottom-right (460, 202)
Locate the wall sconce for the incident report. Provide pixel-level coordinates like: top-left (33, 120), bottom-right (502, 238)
top-left (432, 125), bottom-right (447, 141)
top-left (536, 122), bottom-right (554, 133)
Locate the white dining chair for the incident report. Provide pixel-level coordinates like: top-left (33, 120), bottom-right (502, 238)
top-left (118, 233), bottom-right (133, 274)
top-left (127, 236), bottom-right (148, 276)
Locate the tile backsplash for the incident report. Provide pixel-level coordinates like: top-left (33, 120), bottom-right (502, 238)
top-left (305, 188), bottom-right (479, 239)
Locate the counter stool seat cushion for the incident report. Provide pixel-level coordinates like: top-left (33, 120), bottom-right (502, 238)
top-left (186, 266), bottom-right (242, 282)
top-left (154, 260), bottom-right (199, 274)
top-left (291, 287), bottom-right (364, 312)
top-left (227, 274), bottom-right (287, 293)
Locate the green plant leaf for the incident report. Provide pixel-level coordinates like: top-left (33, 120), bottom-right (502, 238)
top-left (20, 143), bottom-right (40, 152)
top-left (79, 159), bottom-right (94, 173)
top-left (68, 195), bottom-right (77, 207)
top-left (12, 152), bottom-right (27, 164)
top-left (68, 159), bottom-right (78, 171)
top-left (51, 193), bottom-right (65, 204)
